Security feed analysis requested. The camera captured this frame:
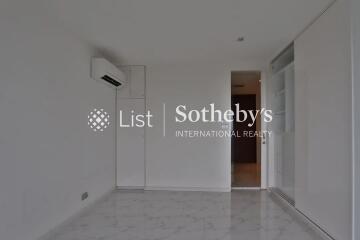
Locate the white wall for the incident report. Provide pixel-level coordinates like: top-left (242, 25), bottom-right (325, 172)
top-left (0, 2), bottom-right (116, 240)
top-left (294, 1), bottom-right (352, 239)
top-left (117, 98), bottom-right (145, 188)
top-left (351, 0), bottom-right (360, 239)
top-left (145, 62), bottom-right (264, 191)
top-left (116, 66), bottom-right (146, 188)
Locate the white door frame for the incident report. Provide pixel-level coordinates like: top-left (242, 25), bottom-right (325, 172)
top-left (260, 71), bottom-right (268, 189)
top-left (230, 70), bottom-right (268, 190)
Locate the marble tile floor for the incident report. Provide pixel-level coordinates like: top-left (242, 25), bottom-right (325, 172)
top-left (48, 190), bottom-right (325, 240)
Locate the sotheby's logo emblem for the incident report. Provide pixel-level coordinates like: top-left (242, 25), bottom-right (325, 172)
top-left (87, 108), bottom-right (110, 132)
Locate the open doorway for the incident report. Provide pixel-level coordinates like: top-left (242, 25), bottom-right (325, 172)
top-left (231, 71), bottom-right (261, 188)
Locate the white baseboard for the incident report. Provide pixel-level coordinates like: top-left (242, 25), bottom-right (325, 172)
top-left (144, 186), bottom-right (231, 192)
top-left (37, 187), bottom-right (115, 240)
top-left (268, 189), bottom-right (334, 240)
top-left (117, 186), bottom-right (144, 190)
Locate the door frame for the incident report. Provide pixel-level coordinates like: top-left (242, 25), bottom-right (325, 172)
top-left (230, 70), bottom-right (268, 190)
top-left (260, 71), bottom-right (268, 189)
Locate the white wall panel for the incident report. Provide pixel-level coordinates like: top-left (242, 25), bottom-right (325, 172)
top-left (117, 98), bottom-right (145, 187)
top-left (0, 2), bottom-right (116, 240)
top-left (145, 62), bottom-right (264, 191)
top-left (130, 66), bottom-right (146, 98)
top-left (351, 0), bottom-right (360, 239)
top-left (117, 66), bottom-right (146, 99)
top-left (294, 1), bottom-right (352, 239)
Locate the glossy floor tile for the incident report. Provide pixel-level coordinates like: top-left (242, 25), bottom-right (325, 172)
top-left (232, 163), bottom-right (261, 187)
top-left (48, 190), bottom-right (324, 240)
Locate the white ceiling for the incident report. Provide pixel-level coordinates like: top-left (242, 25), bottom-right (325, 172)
top-left (49, 0), bottom-right (332, 65)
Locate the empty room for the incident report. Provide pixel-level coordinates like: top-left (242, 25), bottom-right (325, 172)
top-left (1, 1), bottom-right (359, 240)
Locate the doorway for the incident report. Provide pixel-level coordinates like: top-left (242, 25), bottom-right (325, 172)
top-left (231, 71), bottom-right (261, 188)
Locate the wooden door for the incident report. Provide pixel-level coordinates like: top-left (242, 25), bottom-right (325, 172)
top-left (231, 95), bottom-right (257, 163)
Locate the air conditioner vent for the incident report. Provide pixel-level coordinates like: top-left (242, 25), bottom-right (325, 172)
top-left (101, 75), bottom-right (122, 87)
top-left (91, 58), bottom-right (126, 88)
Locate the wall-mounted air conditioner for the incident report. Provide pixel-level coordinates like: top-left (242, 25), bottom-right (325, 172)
top-left (91, 58), bottom-right (126, 88)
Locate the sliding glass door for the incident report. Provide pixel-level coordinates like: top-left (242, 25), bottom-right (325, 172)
top-left (269, 44), bottom-right (295, 204)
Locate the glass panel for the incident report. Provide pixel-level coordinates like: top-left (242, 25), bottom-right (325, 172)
top-left (269, 44), bottom-right (295, 203)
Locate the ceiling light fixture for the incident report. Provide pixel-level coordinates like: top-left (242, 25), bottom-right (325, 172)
top-left (237, 37), bottom-right (245, 42)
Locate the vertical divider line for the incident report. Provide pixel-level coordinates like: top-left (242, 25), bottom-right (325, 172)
top-left (351, 2), bottom-right (360, 238)
top-left (115, 89), bottom-right (118, 188)
top-left (144, 65), bottom-right (147, 189)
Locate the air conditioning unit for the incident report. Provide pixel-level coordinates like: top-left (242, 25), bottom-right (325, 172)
top-left (91, 58), bottom-right (126, 88)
